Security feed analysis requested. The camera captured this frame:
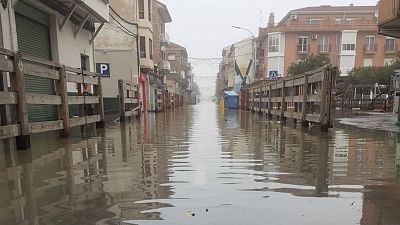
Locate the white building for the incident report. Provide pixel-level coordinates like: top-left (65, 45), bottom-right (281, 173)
top-left (0, 0), bottom-right (109, 121)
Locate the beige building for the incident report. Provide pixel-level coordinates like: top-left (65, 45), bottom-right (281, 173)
top-left (95, 0), bottom-right (139, 113)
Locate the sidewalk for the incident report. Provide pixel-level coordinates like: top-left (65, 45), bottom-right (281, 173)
top-left (337, 112), bottom-right (400, 133)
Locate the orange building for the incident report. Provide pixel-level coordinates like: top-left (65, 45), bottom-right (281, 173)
top-left (258, 4), bottom-right (400, 78)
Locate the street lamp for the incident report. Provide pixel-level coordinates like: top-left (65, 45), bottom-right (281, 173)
top-left (232, 25), bottom-right (257, 85)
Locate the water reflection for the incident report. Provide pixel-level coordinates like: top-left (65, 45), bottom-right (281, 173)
top-left (0, 102), bottom-right (399, 225)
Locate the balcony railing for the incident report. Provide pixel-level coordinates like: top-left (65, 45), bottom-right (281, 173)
top-left (160, 33), bottom-right (170, 45)
top-left (319, 44), bottom-right (331, 53)
top-left (364, 44), bottom-right (377, 53)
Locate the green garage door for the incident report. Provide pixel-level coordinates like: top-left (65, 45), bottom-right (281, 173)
top-left (15, 2), bottom-right (57, 122)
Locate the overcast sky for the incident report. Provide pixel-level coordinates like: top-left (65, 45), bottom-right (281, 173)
top-left (162, 0), bottom-right (379, 99)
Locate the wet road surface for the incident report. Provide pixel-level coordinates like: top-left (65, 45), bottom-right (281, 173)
top-left (0, 101), bottom-right (400, 225)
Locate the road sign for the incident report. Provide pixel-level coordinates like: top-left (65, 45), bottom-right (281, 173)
top-left (269, 70), bottom-right (279, 79)
top-left (96, 63), bottom-right (110, 77)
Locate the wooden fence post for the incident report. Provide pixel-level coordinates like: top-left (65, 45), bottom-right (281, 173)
top-left (319, 68), bottom-right (330, 132)
top-left (268, 85), bottom-right (272, 117)
top-left (95, 74), bottom-right (105, 128)
top-left (13, 53), bottom-right (30, 150)
top-left (280, 80), bottom-right (286, 122)
top-left (118, 80), bottom-right (126, 122)
top-left (58, 65), bottom-right (70, 137)
top-left (301, 73), bottom-right (309, 127)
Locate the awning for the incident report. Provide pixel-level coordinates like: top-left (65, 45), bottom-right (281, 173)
top-left (378, 0), bottom-right (400, 38)
top-left (38, 0), bottom-right (109, 32)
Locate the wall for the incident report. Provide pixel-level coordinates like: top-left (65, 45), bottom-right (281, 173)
top-left (95, 50), bottom-right (138, 98)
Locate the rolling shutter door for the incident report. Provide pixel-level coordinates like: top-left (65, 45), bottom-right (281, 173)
top-left (15, 2), bottom-right (57, 122)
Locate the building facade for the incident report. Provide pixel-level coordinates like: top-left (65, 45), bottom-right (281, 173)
top-left (259, 4), bottom-right (400, 78)
top-left (95, 0), bottom-right (139, 113)
top-left (152, 0), bottom-right (172, 111)
top-left (216, 38), bottom-right (255, 97)
top-left (166, 42), bottom-right (193, 106)
top-left (0, 0), bottom-right (108, 122)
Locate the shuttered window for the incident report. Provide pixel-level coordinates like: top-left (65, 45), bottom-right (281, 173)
top-left (15, 2), bottom-right (57, 122)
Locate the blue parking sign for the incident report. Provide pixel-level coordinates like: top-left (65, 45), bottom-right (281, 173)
top-left (96, 63), bottom-right (110, 77)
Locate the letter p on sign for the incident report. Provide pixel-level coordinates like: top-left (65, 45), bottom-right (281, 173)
top-left (96, 63), bottom-right (110, 77)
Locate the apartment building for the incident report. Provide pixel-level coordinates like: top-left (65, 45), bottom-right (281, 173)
top-left (166, 42), bottom-right (193, 105)
top-left (152, 0), bottom-right (172, 111)
top-left (259, 4), bottom-right (400, 78)
top-left (0, 0), bottom-right (108, 122)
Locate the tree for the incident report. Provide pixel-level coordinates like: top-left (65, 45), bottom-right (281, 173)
top-left (287, 54), bottom-right (331, 76)
top-left (192, 82), bottom-right (201, 97)
top-left (347, 52), bottom-right (400, 86)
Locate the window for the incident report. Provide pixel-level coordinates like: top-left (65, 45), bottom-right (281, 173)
top-left (385, 38), bottom-right (395, 52)
top-left (148, 0), bottom-right (152, 22)
top-left (268, 34), bottom-right (279, 53)
top-left (81, 54), bottom-right (89, 71)
top-left (139, 0), bottom-right (145, 19)
top-left (297, 36), bottom-right (308, 53)
top-left (168, 54), bottom-right (176, 61)
top-left (140, 36), bottom-right (146, 58)
top-left (363, 58), bottom-right (373, 67)
top-left (365, 36), bottom-right (376, 52)
top-left (384, 58), bottom-right (394, 66)
top-left (342, 44), bottom-right (355, 51)
top-left (305, 18), bottom-right (321, 26)
top-left (345, 18), bottom-right (355, 25)
top-left (320, 35), bottom-right (329, 52)
top-left (335, 18), bottom-right (341, 24)
top-left (149, 38), bottom-right (153, 60)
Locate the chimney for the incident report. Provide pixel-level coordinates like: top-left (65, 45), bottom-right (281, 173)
top-left (268, 13), bottom-right (275, 27)
top-left (350, 3), bottom-right (354, 7)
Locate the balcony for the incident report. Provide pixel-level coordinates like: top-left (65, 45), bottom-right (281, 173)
top-left (271, 19), bottom-right (378, 33)
top-left (364, 44), bottom-right (377, 53)
top-left (160, 33), bottom-right (170, 46)
top-left (160, 61), bottom-right (171, 72)
top-left (378, 0), bottom-right (400, 38)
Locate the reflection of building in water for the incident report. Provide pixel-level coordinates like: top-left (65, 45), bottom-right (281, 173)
top-left (360, 184), bottom-right (400, 225)
top-left (331, 130), bottom-right (349, 177)
top-left (0, 132), bottom-right (110, 225)
top-left (232, 111), bottom-right (399, 199)
top-left (0, 116), bottom-right (177, 225)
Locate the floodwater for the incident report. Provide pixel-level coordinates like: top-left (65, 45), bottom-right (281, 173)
top-left (1, 102), bottom-right (400, 225)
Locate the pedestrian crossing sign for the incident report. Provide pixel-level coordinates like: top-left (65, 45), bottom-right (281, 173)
top-left (269, 70), bottom-right (279, 79)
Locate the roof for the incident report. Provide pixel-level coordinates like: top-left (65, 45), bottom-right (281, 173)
top-left (156, 0), bottom-right (172, 23)
top-left (224, 91), bottom-right (238, 96)
top-left (292, 5), bottom-right (377, 13)
top-left (279, 5), bottom-right (378, 25)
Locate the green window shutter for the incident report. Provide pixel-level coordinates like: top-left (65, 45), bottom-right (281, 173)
top-left (15, 3), bottom-right (57, 122)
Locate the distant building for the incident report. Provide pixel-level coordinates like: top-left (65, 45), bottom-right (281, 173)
top-left (258, 4), bottom-right (400, 78)
top-left (166, 42), bottom-right (193, 105)
top-left (216, 38), bottom-right (255, 98)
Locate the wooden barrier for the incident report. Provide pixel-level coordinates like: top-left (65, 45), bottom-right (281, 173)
top-left (118, 79), bottom-right (140, 121)
top-left (0, 48), bottom-right (105, 149)
top-left (242, 66), bottom-right (336, 131)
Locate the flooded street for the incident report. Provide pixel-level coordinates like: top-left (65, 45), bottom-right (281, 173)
top-left (1, 102), bottom-right (400, 225)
